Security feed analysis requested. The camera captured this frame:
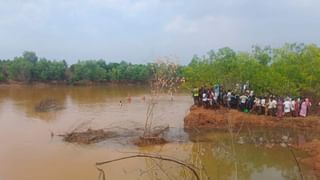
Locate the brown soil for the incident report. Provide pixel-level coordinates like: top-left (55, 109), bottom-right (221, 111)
top-left (300, 139), bottom-right (320, 177)
top-left (184, 105), bottom-right (320, 177)
top-left (184, 106), bottom-right (320, 130)
top-left (62, 129), bottom-right (118, 144)
top-left (132, 136), bottom-right (168, 146)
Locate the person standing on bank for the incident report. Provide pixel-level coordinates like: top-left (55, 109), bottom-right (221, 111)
top-left (191, 87), bottom-right (199, 105)
top-left (300, 98), bottom-right (312, 117)
top-left (239, 94), bottom-right (248, 112)
top-left (277, 98), bottom-right (284, 118)
top-left (317, 101), bottom-right (320, 115)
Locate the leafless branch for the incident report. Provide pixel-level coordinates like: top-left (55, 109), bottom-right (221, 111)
top-left (95, 154), bottom-right (200, 180)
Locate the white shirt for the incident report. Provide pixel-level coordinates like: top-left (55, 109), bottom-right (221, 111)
top-left (283, 100), bottom-right (291, 113)
top-left (267, 99), bottom-right (273, 109)
top-left (261, 99), bottom-right (266, 107)
top-left (291, 100), bottom-right (296, 111)
top-left (272, 100), bottom-right (277, 108)
top-left (227, 92), bottom-right (232, 101)
top-left (240, 95), bottom-right (247, 103)
top-left (255, 98), bottom-right (261, 106)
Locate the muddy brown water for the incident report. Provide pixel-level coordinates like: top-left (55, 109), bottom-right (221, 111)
top-left (0, 85), bottom-right (318, 180)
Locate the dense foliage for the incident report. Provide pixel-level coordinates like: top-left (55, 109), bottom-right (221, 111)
top-left (182, 43), bottom-right (320, 97)
top-left (0, 51), bottom-right (152, 84)
top-left (69, 60), bottom-right (152, 83)
top-left (1, 43), bottom-right (320, 98)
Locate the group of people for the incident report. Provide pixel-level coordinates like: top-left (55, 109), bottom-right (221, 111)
top-left (192, 85), bottom-right (319, 118)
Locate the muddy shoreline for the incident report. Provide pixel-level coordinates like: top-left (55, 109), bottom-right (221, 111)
top-left (0, 80), bottom-right (147, 86)
top-left (184, 106), bottom-right (320, 130)
top-left (184, 105), bottom-right (320, 176)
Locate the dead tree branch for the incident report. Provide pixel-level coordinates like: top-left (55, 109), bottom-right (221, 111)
top-left (286, 144), bottom-right (304, 180)
top-left (95, 154), bottom-right (200, 180)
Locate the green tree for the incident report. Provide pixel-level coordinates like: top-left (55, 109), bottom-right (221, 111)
top-left (182, 43), bottom-right (320, 97)
top-left (251, 45), bottom-right (272, 65)
top-left (0, 60), bottom-right (8, 81)
top-left (23, 51), bottom-right (38, 64)
top-left (33, 59), bottom-right (67, 81)
top-left (71, 60), bottom-right (107, 82)
top-left (8, 57), bottom-right (33, 81)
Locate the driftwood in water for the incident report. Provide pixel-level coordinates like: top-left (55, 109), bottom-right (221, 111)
top-left (61, 129), bottom-right (118, 144)
top-left (57, 123), bottom-right (169, 145)
top-left (35, 98), bottom-right (62, 112)
top-left (133, 125), bottom-right (170, 146)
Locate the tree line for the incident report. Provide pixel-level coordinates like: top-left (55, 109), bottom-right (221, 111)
top-left (181, 43), bottom-right (320, 98)
top-left (1, 43), bottom-right (320, 98)
top-left (0, 51), bottom-right (153, 84)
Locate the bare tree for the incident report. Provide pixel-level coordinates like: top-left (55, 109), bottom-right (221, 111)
top-left (141, 58), bottom-right (183, 143)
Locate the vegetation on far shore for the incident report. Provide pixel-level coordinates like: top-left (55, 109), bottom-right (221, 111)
top-left (0, 51), bottom-right (154, 84)
top-left (1, 43), bottom-right (320, 99)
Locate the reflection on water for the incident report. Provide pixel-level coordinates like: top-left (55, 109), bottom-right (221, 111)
top-left (184, 131), bottom-right (316, 180)
top-left (0, 85), bottom-right (149, 121)
top-left (0, 85), bottom-right (318, 180)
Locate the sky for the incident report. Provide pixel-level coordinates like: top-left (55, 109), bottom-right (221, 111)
top-left (0, 0), bottom-right (319, 64)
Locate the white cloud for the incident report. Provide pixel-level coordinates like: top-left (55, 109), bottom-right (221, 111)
top-left (162, 15), bottom-right (249, 59)
top-left (0, 0), bottom-right (319, 63)
top-left (164, 15), bottom-right (239, 35)
top-left (0, 0), bottom-right (162, 21)
top-left (287, 0), bottom-right (320, 7)
top-left (164, 16), bottom-right (198, 33)
top-left (87, 0), bottom-right (162, 16)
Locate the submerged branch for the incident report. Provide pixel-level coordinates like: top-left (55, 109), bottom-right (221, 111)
top-left (95, 154), bottom-right (200, 180)
top-left (287, 144), bottom-right (304, 180)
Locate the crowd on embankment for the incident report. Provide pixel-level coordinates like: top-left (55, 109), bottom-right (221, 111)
top-left (191, 85), bottom-right (320, 118)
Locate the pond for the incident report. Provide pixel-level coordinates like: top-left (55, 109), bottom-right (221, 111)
top-left (0, 85), bottom-right (317, 180)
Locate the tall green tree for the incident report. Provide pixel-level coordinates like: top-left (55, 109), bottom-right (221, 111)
top-left (8, 57), bottom-right (33, 81)
top-left (23, 51), bottom-right (38, 64)
top-left (182, 43), bottom-right (320, 97)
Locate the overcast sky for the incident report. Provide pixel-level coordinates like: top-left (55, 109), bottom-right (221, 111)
top-left (0, 0), bottom-right (319, 64)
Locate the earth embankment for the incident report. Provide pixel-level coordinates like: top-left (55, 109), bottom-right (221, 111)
top-left (184, 105), bottom-right (320, 176)
top-left (184, 105), bottom-right (320, 130)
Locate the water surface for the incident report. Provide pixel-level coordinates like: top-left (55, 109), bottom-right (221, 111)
top-left (0, 85), bottom-right (317, 180)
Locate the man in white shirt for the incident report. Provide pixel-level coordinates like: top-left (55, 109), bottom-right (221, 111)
top-left (271, 98), bottom-right (277, 116)
top-left (267, 98), bottom-right (273, 116)
top-left (227, 90), bottom-right (232, 108)
top-left (239, 94), bottom-right (248, 111)
top-left (261, 97), bottom-right (266, 115)
top-left (283, 98), bottom-right (292, 116)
